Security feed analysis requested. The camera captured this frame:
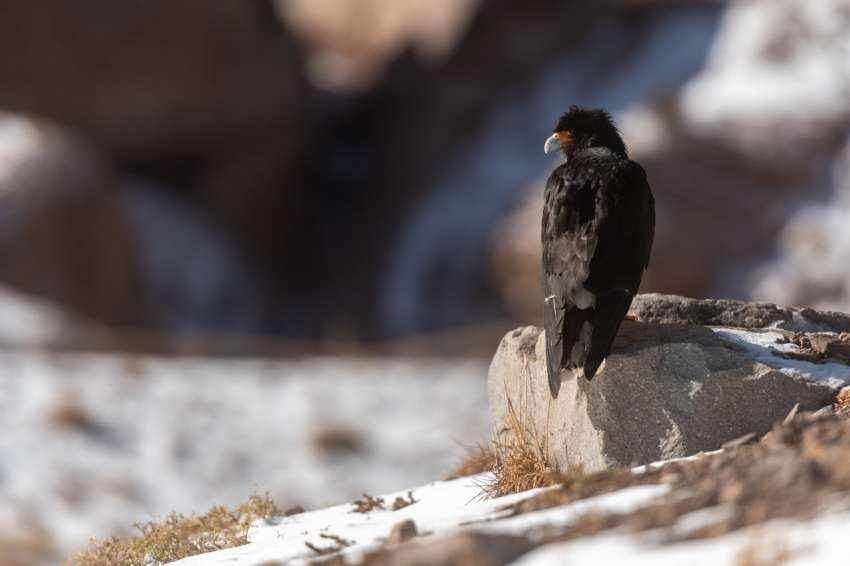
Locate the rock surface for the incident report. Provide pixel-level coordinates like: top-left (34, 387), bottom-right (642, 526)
top-left (385, 519), bottom-right (419, 545)
top-left (368, 532), bottom-right (532, 566)
top-left (489, 296), bottom-right (850, 471)
top-left (630, 293), bottom-right (850, 332)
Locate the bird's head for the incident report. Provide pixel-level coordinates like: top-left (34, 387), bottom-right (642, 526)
top-left (544, 106), bottom-right (627, 158)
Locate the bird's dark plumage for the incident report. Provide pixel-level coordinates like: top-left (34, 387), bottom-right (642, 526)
top-left (542, 106), bottom-right (655, 397)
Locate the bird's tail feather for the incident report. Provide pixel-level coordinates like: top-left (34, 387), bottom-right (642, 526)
top-left (548, 295), bottom-right (630, 393)
top-left (583, 292), bottom-right (633, 379)
top-left (544, 297), bottom-right (565, 398)
top-left (563, 306), bottom-right (594, 371)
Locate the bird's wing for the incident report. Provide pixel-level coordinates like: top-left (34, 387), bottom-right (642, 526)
top-left (541, 165), bottom-right (597, 396)
top-left (580, 160), bottom-right (655, 378)
top-left (583, 160), bottom-right (655, 296)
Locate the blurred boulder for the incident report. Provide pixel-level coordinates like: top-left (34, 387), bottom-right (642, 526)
top-left (0, 1), bottom-right (307, 161)
top-left (0, 1), bottom-right (313, 311)
top-left (630, 104), bottom-right (844, 301)
top-left (0, 113), bottom-right (281, 338)
top-left (118, 181), bottom-right (283, 337)
top-left (0, 114), bottom-right (143, 327)
top-left (488, 183), bottom-right (543, 324)
top-left (279, 0), bottom-right (479, 90)
top-left (678, 0), bottom-right (850, 167)
top-left (0, 283), bottom-right (110, 350)
top-left (641, 0), bottom-right (850, 301)
top-left (752, 136), bottom-right (850, 313)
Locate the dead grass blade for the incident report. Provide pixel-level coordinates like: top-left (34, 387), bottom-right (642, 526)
top-left (445, 444), bottom-right (497, 480)
top-left (481, 395), bottom-right (558, 498)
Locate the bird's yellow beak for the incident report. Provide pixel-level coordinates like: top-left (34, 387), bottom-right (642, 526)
top-left (544, 131), bottom-right (573, 154)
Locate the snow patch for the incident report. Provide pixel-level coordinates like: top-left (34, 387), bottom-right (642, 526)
top-left (169, 477), bottom-right (668, 565)
top-left (510, 509), bottom-right (850, 566)
top-left (710, 327), bottom-right (850, 388)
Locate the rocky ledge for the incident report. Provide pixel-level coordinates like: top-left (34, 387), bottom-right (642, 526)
top-left (489, 294), bottom-right (850, 471)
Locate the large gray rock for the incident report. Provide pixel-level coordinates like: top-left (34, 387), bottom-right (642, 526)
top-left (489, 312), bottom-right (847, 471)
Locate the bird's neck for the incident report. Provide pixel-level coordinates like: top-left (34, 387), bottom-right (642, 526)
top-left (568, 146), bottom-right (627, 161)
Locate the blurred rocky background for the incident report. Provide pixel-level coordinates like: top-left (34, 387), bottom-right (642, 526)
top-left (1, 1), bottom-right (850, 563)
top-left (0, 0), bottom-right (848, 350)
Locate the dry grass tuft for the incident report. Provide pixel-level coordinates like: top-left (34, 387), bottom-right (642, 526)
top-left (445, 444), bottom-right (497, 480)
top-left (304, 532), bottom-right (353, 556)
top-left (391, 491), bottom-right (418, 511)
top-left (48, 398), bottom-right (101, 435)
top-left (481, 396), bottom-right (558, 498)
top-left (835, 387), bottom-right (850, 419)
top-left (351, 493), bottom-right (385, 513)
top-left (72, 493), bottom-right (279, 566)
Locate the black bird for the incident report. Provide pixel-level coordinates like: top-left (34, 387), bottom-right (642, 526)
top-left (542, 106), bottom-right (654, 397)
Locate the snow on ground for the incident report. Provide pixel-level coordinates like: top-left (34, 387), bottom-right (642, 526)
top-left (168, 465), bottom-right (850, 566)
top-left (510, 509), bottom-right (850, 566)
top-left (710, 327), bottom-right (850, 388)
top-left (170, 475), bottom-right (668, 566)
top-left (0, 350), bottom-right (488, 558)
top-left (477, 484), bottom-right (669, 539)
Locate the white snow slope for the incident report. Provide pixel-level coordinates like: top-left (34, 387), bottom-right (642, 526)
top-left (0, 351), bottom-right (488, 559)
top-left (170, 469), bottom-right (850, 566)
top-left (170, 474), bottom-right (668, 566)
